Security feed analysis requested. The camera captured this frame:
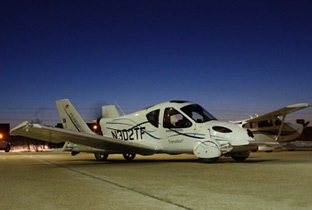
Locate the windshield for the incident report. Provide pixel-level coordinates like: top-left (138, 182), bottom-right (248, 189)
top-left (181, 104), bottom-right (217, 123)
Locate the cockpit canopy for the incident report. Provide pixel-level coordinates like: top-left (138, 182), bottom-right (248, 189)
top-left (181, 104), bottom-right (217, 123)
top-left (146, 103), bottom-right (217, 129)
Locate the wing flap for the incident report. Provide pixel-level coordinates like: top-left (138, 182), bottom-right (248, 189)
top-left (10, 121), bottom-right (156, 154)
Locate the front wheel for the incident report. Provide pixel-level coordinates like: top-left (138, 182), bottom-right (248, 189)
top-left (198, 157), bottom-right (219, 163)
top-left (123, 153), bottom-right (136, 161)
top-left (94, 153), bottom-right (109, 161)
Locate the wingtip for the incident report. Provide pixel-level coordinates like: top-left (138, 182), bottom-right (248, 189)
top-left (287, 103), bottom-right (312, 108)
top-left (56, 98), bottom-right (70, 103)
top-left (10, 121), bottom-right (29, 134)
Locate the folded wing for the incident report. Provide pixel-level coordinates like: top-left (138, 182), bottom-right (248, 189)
top-left (10, 121), bottom-right (156, 155)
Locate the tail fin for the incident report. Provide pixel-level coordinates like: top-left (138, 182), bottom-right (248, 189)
top-left (56, 99), bottom-right (93, 134)
top-left (102, 105), bottom-right (120, 118)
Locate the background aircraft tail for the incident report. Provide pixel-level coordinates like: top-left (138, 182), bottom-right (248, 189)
top-left (56, 99), bottom-right (94, 134)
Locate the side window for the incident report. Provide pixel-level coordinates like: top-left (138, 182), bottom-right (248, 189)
top-left (274, 117), bottom-right (282, 126)
top-left (146, 109), bottom-right (160, 128)
top-left (163, 108), bottom-right (192, 128)
top-left (243, 122), bottom-right (257, 129)
top-left (191, 112), bottom-right (204, 123)
top-left (258, 120), bottom-right (273, 128)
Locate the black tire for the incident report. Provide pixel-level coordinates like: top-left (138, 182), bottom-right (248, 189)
top-left (94, 153), bottom-right (109, 161)
top-left (231, 151), bottom-right (250, 162)
top-left (123, 153), bottom-right (136, 161)
top-left (5, 146), bottom-right (10, 153)
top-left (198, 157), bottom-right (219, 163)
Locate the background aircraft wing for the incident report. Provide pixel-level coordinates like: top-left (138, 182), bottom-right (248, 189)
top-left (248, 140), bottom-right (279, 146)
top-left (244, 103), bottom-right (311, 123)
top-left (10, 121), bottom-right (156, 155)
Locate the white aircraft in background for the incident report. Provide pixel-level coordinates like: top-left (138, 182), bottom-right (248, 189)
top-left (232, 103), bottom-right (311, 152)
top-left (10, 99), bottom-right (277, 163)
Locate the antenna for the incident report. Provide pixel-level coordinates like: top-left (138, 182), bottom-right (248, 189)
top-left (114, 100), bottom-right (126, 116)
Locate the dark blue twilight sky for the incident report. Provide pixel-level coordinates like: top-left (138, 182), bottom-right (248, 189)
top-left (1, 0), bottom-right (312, 127)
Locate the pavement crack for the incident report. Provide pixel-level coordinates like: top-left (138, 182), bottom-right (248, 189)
top-left (39, 158), bottom-right (193, 210)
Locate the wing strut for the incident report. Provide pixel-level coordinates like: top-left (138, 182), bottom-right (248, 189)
top-left (275, 114), bottom-right (286, 141)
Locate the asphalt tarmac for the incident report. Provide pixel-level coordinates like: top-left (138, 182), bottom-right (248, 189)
top-left (1, 150), bottom-right (312, 210)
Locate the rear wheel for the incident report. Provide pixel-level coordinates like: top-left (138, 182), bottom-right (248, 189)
top-left (5, 145), bottom-right (10, 153)
top-left (231, 151), bottom-right (250, 162)
top-left (94, 153), bottom-right (109, 161)
top-left (123, 153), bottom-right (136, 161)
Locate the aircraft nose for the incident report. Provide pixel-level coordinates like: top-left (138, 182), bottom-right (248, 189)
top-left (208, 121), bottom-right (255, 142)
